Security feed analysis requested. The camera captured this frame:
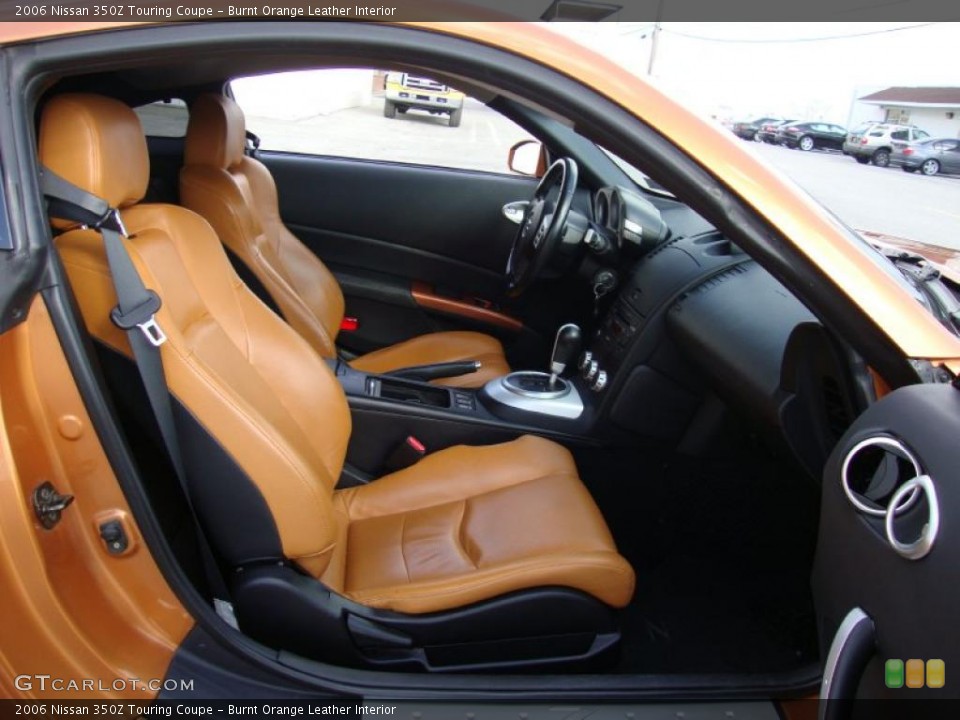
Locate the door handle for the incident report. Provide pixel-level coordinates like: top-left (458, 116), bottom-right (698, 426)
top-left (820, 607), bottom-right (876, 720)
top-left (502, 200), bottom-right (529, 225)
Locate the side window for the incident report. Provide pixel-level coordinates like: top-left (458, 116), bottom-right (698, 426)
top-left (133, 99), bottom-right (189, 138)
top-left (913, 129), bottom-right (930, 140)
top-left (231, 69), bottom-right (536, 175)
top-left (890, 130), bottom-right (908, 141)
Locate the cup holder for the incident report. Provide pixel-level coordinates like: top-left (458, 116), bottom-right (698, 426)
top-left (840, 436), bottom-right (922, 517)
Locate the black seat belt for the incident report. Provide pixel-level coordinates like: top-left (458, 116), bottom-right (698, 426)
top-left (40, 167), bottom-right (233, 611)
top-left (244, 130), bottom-right (261, 159)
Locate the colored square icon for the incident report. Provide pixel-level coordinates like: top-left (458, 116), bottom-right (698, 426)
top-left (885, 659), bottom-right (904, 688)
top-left (926, 659), bottom-right (945, 689)
top-left (906, 658), bottom-right (925, 688)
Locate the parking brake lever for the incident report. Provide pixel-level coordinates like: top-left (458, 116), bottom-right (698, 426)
top-left (385, 361), bottom-right (482, 383)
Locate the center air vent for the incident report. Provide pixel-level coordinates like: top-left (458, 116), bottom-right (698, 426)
top-left (841, 436), bottom-right (922, 517)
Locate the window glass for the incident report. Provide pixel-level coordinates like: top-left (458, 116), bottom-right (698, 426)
top-left (914, 129), bottom-right (930, 140)
top-left (133, 99), bottom-right (188, 137)
top-left (231, 69), bottom-right (536, 175)
top-left (890, 130), bottom-right (908, 140)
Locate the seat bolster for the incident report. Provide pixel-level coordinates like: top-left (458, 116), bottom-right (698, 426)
top-left (182, 158), bottom-right (344, 359)
top-left (344, 551), bottom-right (636, 613)
top-left (242, 158), bottom-right (346, 352)
top-left (350, 331), bottom-right (510, 388)
top-left (335, 436), bottom-right (576, 522)
top-left (55, 202), bottom-right (351, 577)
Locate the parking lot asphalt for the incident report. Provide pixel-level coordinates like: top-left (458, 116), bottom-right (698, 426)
top-left (745, 141), bottom-right (960, 251)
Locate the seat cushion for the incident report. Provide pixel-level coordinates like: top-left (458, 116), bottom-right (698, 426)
top-left (329, 436), bottom-right (635, 614)
top-left (350, 331), bottom-right (510, 388)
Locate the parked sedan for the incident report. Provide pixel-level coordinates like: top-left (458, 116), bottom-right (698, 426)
top-left (731, 116), bottom-right (780, 140)
top-left (891, 137), bottom-right (960, 176)
top-left (756, 119), bottom-right (796, 144)
top-left (776, 121), bottom-right (847, 151)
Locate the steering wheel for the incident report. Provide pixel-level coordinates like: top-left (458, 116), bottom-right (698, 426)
top-left (505, 157), bottom-right (578, 296)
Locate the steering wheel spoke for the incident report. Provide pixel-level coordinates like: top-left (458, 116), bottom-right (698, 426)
top-left (505, 158), bottom-right (578, 296)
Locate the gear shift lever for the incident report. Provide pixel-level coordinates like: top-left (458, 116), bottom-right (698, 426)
top-left (549, 323), bottom-right (582, 388)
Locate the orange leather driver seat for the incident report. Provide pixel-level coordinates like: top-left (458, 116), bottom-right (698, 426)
top-left (179, 93), bottom-right (510, 389)
top-left (41, 94), bottom-right (634, 670)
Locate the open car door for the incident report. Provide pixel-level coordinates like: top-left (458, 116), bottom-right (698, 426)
top-left (813, 381), bottom-right (960, 715)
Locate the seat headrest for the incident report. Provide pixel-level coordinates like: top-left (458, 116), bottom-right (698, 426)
top-left (184, 94), bottom-right (247, 170)
top-left (39, 94), bottom-right (149, 209)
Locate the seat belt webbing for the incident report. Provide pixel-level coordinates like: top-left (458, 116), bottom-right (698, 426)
top-left (40, 166), bottom-right (231, 605)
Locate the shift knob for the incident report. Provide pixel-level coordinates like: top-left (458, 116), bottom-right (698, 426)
top-left (550, 323), bottom-right (582, 381)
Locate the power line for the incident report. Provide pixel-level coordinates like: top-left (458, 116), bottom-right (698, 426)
top-left (663, 22), bottom-right (941, 44)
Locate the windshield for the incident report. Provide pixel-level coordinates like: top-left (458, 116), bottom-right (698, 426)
top-left (600, 147), bottom-right (673, 196)
top-left (547, 22), bottom-right (960, 257)
top-left (598, 140), bottom-right (951, 333)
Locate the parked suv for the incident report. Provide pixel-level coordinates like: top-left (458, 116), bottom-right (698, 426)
top-left (843, 123), bottom-right (930, 167)
top-left (383, 71), bottom-right (465, 127)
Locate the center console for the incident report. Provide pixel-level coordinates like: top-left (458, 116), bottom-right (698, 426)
top-left (482, 371), bottom-right (584, 419)
top-left (331, 356), bottom-right (596, 476)
top-left (332, 323), bottom-right (605, 475)
top-left (578, 293), bottom-right (644, 393)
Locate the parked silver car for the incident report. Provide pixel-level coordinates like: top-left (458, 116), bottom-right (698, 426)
top-left (890, 137), bottom-right (960, 176)
top-left (843, 123), bottom-right (930, 167)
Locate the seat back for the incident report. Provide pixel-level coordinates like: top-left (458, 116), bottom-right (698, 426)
top-left (40, 93), bottom-right (352, 582)
top-left (180, 94), bottom-right (344, 359)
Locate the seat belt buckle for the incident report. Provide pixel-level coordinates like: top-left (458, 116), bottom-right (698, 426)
top-left (137, 316), bottom-right (168, 347)
top-left (383, 435), bottom-right (427, 473)
top-left (110, 289), bottom-right (167, 347)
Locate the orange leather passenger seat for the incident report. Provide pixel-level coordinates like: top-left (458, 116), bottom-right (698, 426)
top-left (41, 93), bottom-right (634, 669)
top-left (179, 93), bottom-right (509, 388)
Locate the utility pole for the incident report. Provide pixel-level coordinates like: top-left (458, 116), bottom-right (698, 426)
top-left (647, 0), bottom-right (664, 76)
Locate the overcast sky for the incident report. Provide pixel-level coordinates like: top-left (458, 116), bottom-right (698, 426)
top-left (548, 22), bottom-right (960, 124)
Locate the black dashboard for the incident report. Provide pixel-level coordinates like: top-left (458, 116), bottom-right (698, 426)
top-left (574, 184), bottom-right (864, 477)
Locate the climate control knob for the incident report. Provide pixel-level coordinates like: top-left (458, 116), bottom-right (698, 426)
top-left (578, 351), bottom-right (593, 373)
top-left (591, 370), bottom-right (608, 392)
top-left (585, 360), bottom-right (600, 382)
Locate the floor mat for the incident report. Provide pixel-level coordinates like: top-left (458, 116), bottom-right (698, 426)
top-left (575, 442), bottom-right (821, 674)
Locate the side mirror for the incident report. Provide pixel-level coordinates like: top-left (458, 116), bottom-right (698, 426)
top-left (508, 139), bottom-right (547, 177)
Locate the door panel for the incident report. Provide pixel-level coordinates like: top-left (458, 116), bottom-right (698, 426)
top-left (262, 152), bottom-right (537, 353)
top-left (264, 153), bottom-right (535, 296)
top-left (813, 383), bottom-right (960, 702)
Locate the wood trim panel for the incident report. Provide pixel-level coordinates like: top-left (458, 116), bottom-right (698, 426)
top-left (411, 282), bottom-right (523, 333)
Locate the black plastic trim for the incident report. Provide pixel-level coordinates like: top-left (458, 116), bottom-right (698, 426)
top-left (232, 565), bottom-right (619, 673)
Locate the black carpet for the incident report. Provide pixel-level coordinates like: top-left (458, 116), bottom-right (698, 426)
top-left (575, 441), bottom-right (821, 674)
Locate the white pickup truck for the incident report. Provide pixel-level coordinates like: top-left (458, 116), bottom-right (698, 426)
top-left (383, 72), bottom-right (465, 127)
